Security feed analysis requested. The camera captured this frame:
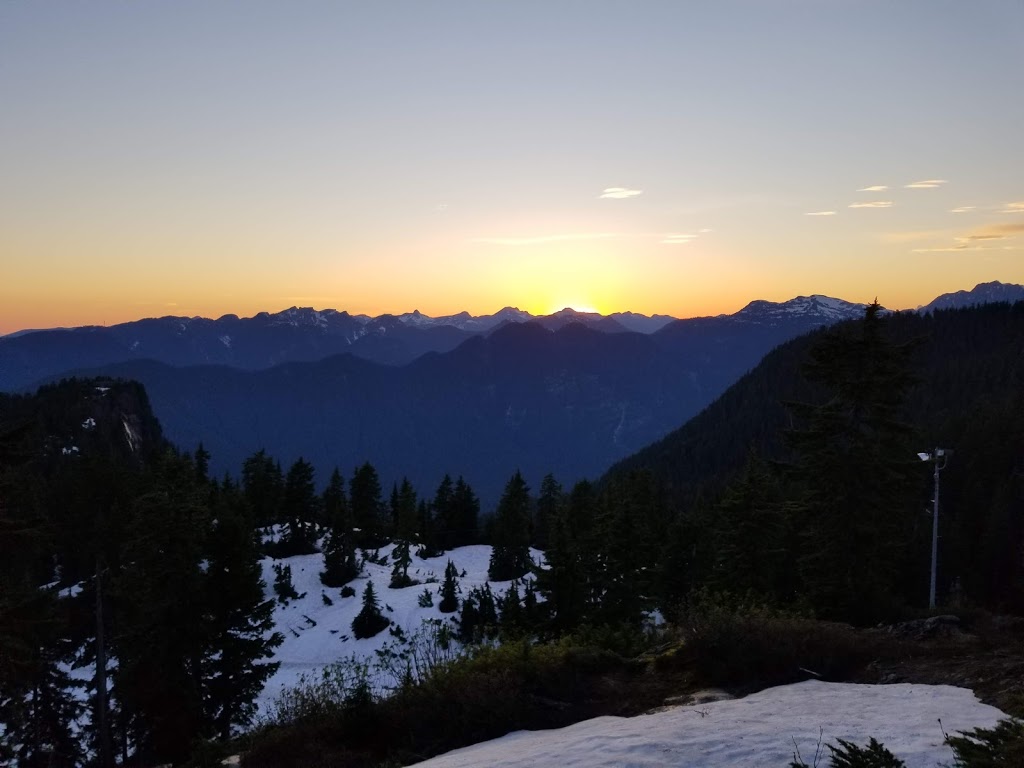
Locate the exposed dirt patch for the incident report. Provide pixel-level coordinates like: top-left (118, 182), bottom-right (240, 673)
top-left (853, 629), bottom-right (1024, 716)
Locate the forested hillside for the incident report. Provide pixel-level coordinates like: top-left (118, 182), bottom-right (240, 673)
top-left (606, 302), bottom-right (1024, 614)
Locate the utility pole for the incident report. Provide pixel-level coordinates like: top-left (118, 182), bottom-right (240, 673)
top-left (918, 448), bottom-right (951, 610)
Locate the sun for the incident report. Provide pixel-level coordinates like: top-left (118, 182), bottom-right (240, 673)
top-left (548, 300), bottom-right (602, 315)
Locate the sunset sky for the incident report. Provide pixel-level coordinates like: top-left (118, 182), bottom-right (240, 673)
top-left (2, 1), bottom-right (1023, 335)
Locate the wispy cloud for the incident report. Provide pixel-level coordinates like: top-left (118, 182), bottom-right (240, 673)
top-left (912, 245), bottom-right (1023, 253)
top-left (661, 233), bottom-right (697, 244)
top-left (985, 222), bottom-right (1024, 236)
top-left (905, 179), bottom-right (947, 189)
top-left (699, 228), bottom-right (714, 233)
top-left (1001, 201), bottom-right (1024, 214)
top-left (857, 185), bottom-right (888, 192)
top-left (880, 230), bottom-right (952, 244)
top-left (599, 187), bottom-right (643, 199)
top-left (910, 221), bottom-right (1024, 252)
top-left (805, 210), bottom-right (837, 216)
top-left (950, 206), bottom-right (975, 213)
top-left (849, 201), bottom-right (894, 209)
top-left (472, 233), bottom-right (616, 246)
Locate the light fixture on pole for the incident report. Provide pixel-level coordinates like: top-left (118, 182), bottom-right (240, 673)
top-left (918, 447), bottom-right (952, 609)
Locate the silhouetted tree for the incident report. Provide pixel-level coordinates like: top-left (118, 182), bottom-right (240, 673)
top-left (351, 581), bottom-right (389, 639)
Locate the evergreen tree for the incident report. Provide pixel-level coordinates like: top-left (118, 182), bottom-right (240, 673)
top-left (203, 484), bottom-right (282, 740)
top-left (351, 581), bottom-right (390, 639)
top-left (534, 479), bottom-right (596, 632)
top-left (438, 560), bottom-right (460, 613)
top-left (280, 457), bottom-right (319, 555)
top-left (241, 450), bottom-right (283, 527)
top-left (194, 442), bottom-right (210, 482)
top-left (591, 471), bottom-right (663, 626)
top-left (394, 478), bottom-right (418, 542)
top-left (497, 581), bottom-right (524, 637)
top-left (785, 302), bottom-right (919, 623)
top-left (320, 468), bottom-right (360, 587)
top-left (432, 474), bottom-right (455, 550)
top-left (705, 450), bottom-right (794, 602)
top-left (457, 584), bottom-right (497, 644)
top-left (488, 471), bottom-right (533, 581)
top-left (389, 540), bottom-right (415, 588)
top-left (112, 452), bottom-right (209, 765)
top-left (272, 563), bottom-right (299, 603)
top-left (415, 499), bottom-right (441, 558)
top-left (450, 476), bottom-right (480, 547)
top-left (0, 453), bottom-right (83, 768)
top-left (534, 473), bottom-right (563, 550)
top-left (350, 462), bottom-right (386, 547)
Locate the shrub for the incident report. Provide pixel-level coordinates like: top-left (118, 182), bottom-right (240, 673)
top-left (678, 590), bottom-right (878, 689)
top-left (260, 659), bottom-right (373, 728)
top-left (946, 718), bottom-right (1024, 766)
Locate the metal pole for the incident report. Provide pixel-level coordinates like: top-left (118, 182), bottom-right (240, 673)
top-left (929, 450), bottom-right (940, 610)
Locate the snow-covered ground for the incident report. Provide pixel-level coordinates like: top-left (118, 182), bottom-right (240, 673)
top-left (409, 680), bottom-right (1009, 768)
top-left (258, 544), bottom-right (536, 715)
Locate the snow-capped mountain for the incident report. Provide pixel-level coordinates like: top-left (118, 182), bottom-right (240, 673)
top-left (731, 294), bottom-right (869, 325)
top-left (396, 306), bottom-right (535, 332)
top-left (918, 281), bottom-right (1024, 313)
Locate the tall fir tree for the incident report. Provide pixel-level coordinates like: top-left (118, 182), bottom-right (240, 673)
top-left (415, 498), bottom-right (441, 558)
top-left (784, 302), bottom-right (920, 623)
top-left (202, 480), bottom-right (283, 740)
top-left (241, 450), bottom-right (283, 527)
top-left (112, 452), bottom-right (210, 765)
top-left (280, 457), bottom-right (319, 555)
top-left (350, 462), bottom-right (386, 548)
top-left (351, 580), bottom-right (390, 639)
top-left (394, 477), bottom-right (419, 542)
top-left (450, 476), bottom-right (480, 547)
top-left (432, 474), bottom-right (455, 550)
top-left (320, 468), bottom-right (360, 587)
top-left (590, 471), bottom-right (663, 626)
top-left (438, 560), bottom-right (460, 613)
top-left (488, 471), bottom-right (533, 581)
top-left (533, 474), bottom-right (563, 550)
top-left (534, 479), bottom-right (596, 632)
top-left (389, 540), bottom-right (415, 588)
top-left (705, 450), bottom-right (794, 603)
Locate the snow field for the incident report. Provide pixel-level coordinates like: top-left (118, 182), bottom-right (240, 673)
top-left (410, 679), bottom-right (1009, 768)
top-left (257, 544), bottom-right (537, 715)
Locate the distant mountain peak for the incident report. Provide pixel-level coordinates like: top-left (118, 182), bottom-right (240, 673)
top-left (919, 281), bottom-right (1024, 313)
top-left (733, 294), bottom-right (867, 325)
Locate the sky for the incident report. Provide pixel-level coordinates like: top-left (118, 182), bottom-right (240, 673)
top-left (1, 1), bottom-right (1023, 335)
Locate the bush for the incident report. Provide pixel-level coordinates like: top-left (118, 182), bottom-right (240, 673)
top-left (946, 718), bottom-right (1024, 766)
top-left (260, 660), bottom-right (373, 728)
top-left (678, 590), bottom-right (879, 689)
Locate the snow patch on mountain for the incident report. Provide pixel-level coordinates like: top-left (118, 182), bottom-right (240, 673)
top-left (257, 543), bottom-right (537, 717)
top-left (918, 281), bottom-right (1024, 313)
top-left (733, 295), bottom-right (867, 325)
top-left (411, 679), bottom-right (1008, 768)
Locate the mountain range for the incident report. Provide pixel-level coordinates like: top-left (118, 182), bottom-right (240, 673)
top-left (4, 281), bottom-right (1022, 507)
